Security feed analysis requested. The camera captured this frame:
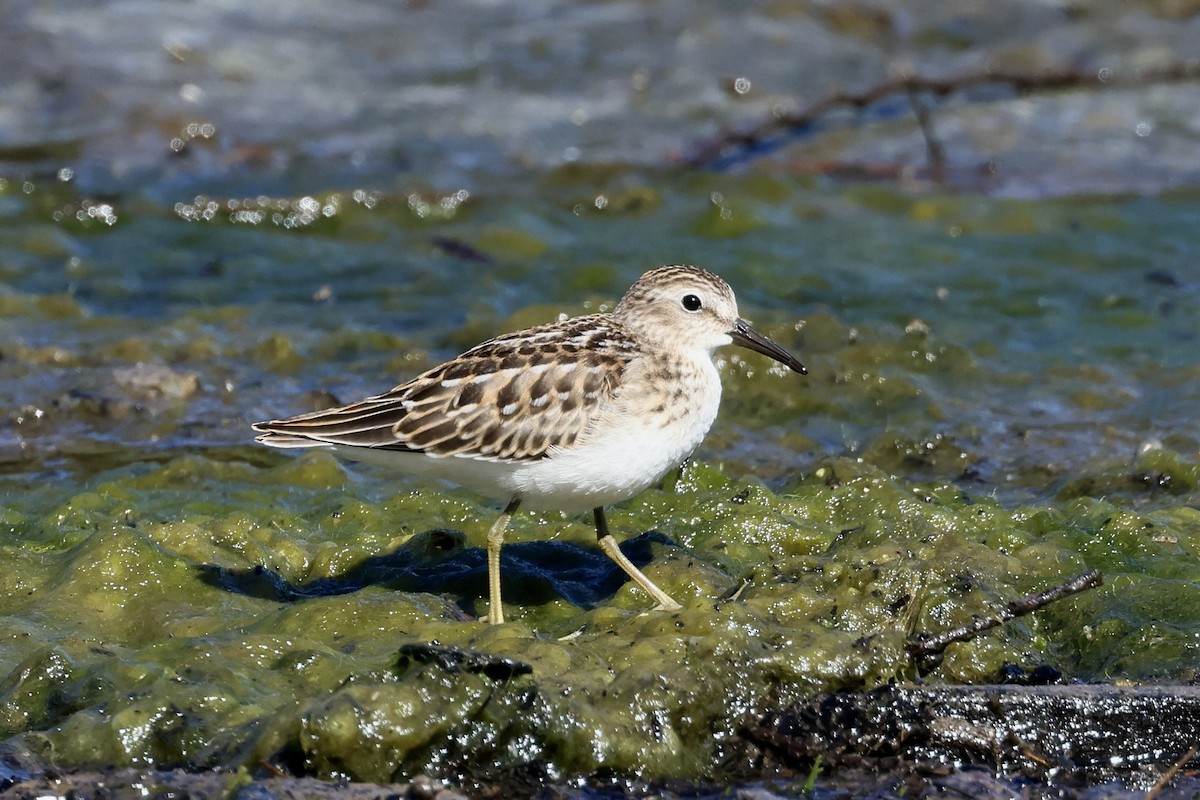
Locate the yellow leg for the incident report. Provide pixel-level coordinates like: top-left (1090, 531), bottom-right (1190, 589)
top-left (485, 498), bottom-right (521, 625)
top-left (593, 507), bottom-right (682, 612)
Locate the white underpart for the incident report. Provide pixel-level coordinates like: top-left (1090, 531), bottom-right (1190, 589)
top-left (324, 351), bottom-right (725, 512)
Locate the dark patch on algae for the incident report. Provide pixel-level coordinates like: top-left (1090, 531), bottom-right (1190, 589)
top-left (1, 453), bottom-right (1200, 785)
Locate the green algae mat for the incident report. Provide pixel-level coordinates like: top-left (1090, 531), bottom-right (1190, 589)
top-left (1, 168), bottom-right (1198, 785)
top-left (7, 451), bottom-right (1200, 783)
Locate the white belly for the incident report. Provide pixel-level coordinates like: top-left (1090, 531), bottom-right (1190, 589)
top-left (332, 413), bottom-right (707, 512)
top-left (501, 411), bottom-right (711, 511)
top-left (330, 357), bottom-right (723, 512)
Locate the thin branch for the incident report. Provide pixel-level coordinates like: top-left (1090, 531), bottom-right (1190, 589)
top-left (906, 84), bottom-right (946, 184)
top-left (1145, 745), bottom-right (1198, 800)
top-left (684, 63), bottom-right (1200, 168)
top-left (906, 569), bottom-right (1103, 673)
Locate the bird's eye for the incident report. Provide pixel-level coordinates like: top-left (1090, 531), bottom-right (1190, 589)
top-left (682, 294), bottom-right (702, 311)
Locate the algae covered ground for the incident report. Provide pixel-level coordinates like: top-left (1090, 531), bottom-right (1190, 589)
top-left (1, 175), bottom-right (1199, 785)
top-left (4, 448), bottom-right (1200, 784)
top-left (3, 0), bottom-right (1200, 792)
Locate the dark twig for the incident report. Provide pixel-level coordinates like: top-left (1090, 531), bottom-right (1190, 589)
top-left (398, 642), bottom-right (533, 681)
top-left (1145, 745), bottom-right (1198, 800)
top-left (906, 569), bottom-right (1103, 674)
top-left (906, 85), bottom-right (946, 184)
top-left (684, 63), bottom-right (1200, 168)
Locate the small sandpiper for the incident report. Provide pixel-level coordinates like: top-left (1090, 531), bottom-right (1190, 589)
top-left (253, 264), bottom-right (806, 623)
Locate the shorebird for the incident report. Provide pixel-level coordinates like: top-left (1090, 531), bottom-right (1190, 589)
top-left (253, 264), bottom-right (806, 623)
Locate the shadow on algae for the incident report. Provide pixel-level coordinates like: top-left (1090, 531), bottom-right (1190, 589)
top-left (1, 447), bottom-right (1200, 785)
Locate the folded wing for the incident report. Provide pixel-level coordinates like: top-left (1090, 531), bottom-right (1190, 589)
top-left (252, 315), bottom-right (639, 462)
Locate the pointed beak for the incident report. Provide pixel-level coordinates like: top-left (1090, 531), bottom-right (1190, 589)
top-left (730, 318), bottom-right (807, 375)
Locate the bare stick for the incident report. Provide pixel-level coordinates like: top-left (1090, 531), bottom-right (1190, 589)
top-left (906, 84), bottom-right (946, 184)
top-left (1145, 745), bottom-right (1198, 800)
top-left (906, 569), bottom-right (1103, 672)
top-left (684, 64), bottom-right (1200, 168)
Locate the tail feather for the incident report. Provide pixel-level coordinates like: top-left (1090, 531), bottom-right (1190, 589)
top-left (254, 431), bottom-right (336, 450)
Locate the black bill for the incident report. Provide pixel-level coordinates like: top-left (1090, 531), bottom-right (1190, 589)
top-left (730, 318), bottom-right (807, 375)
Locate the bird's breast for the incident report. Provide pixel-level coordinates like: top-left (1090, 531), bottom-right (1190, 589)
top-left (502, 354), bottom-right (724, 512)
top-left (614, 353), bottom-right (723, 462)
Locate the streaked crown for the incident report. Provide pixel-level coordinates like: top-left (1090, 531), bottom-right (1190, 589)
top-left (614, 265), bottom-right (740, 350)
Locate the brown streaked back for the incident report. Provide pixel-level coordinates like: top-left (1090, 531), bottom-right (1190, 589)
top-left (253, 314), bottom-right (643, 462)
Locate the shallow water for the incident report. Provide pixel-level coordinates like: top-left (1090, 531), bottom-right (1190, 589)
top-left (1, 0), bottom-right (1199, 787)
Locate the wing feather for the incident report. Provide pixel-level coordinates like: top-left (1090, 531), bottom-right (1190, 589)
top-left (252, 314), bottom-right (641, 462)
